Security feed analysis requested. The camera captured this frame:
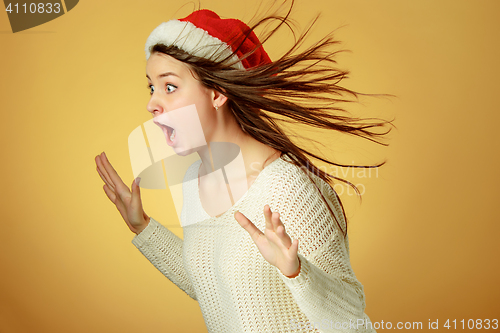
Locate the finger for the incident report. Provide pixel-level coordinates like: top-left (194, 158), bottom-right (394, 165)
top-left (99, 152), bottom-right (127, 191)
top-left (103, 184), bottom-right (116, 202)
top-left (264, 204), bottom-right (273, 230)
top-left (131, 177), bottom-right (143, 212)
top-left (96, 163), bottom-right (114, 191)
top-left (95, 154), bottom-right (115, 190)
top-left (273, 212), bottom-right (292, 248)
top-left (99, 152), bottom-right (133, 203)
top-left (234, 210), bottom-right (264, 242)
top-left (104, 184), bottom-right (133, 230)
top-left (287, 238), bottom-right (299, 257)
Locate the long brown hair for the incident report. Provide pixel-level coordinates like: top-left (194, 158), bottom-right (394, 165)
top-left (149, 1), bottom-right (395, 237)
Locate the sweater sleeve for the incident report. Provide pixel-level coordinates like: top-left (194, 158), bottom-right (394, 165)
top-left (132, 217), bottom-right (197, 301)
top-left (267, 166), bottom-right (374, 332)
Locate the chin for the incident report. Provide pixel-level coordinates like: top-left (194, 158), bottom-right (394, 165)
top-left (174, 146), bottom-right (197, 157)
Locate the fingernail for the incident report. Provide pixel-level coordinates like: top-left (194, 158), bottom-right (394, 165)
top-left (135, 177), bottom-right (141, 186)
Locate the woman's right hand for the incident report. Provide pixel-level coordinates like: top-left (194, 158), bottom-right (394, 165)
top-left (95, 152), bottom-right (150, 235)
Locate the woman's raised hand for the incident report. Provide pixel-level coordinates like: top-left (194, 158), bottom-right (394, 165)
top-left (234, 205), bottom-right (301, 278)
top-left (95, 152), bottom-right (150, 235)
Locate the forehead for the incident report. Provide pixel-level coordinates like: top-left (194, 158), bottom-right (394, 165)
top-left (145, 52), bottom-right (191, 79)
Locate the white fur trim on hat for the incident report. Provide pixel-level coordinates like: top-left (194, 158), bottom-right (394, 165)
top-left (145, 20), bottom-right (244, 70)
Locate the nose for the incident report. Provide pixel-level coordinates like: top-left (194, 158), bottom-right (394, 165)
top-left (146, 94), bottom-right (164, 116)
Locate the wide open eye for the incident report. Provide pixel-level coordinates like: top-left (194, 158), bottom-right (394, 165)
top-left (148, 84), bottom-right (155, 95)
top-left (166, 83), bottom-right (177, 94)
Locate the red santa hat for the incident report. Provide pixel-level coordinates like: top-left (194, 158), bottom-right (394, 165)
top-left (145, 9), bottom-right (272, 70)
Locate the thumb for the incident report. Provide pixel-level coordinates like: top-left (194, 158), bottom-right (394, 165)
top-left (131, 177), bottom-right (142, 207)
top-left (134, 177), bottom-right (141, 186)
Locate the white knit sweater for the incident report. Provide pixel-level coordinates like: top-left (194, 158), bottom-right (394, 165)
top-left (132, 154), bottom-right (376, 332)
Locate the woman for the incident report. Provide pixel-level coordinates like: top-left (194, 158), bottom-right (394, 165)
top-left (95, 4), bottom-right (392, 332)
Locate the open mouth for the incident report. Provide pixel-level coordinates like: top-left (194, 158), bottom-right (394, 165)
top-left (164, 124), bottom-right (176, 144)
top-left (153, 118), bottom-right (177, 145)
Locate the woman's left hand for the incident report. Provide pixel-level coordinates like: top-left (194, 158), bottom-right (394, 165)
top-left (234, 204), bottom-right (301, 278)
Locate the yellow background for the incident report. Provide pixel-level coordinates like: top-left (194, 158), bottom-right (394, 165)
top-left (1, 0), bottom-right (499, 332)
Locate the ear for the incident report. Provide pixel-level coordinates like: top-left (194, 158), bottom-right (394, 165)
top-left (211, 89), bottom-right (228, 108)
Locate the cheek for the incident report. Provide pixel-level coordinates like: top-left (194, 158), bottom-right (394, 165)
top-left (168, 93), bottom-right (190, 110)
top-left (168, 85), bottom-right (215, 132)
top-left (191, 89), bottom-right (216, 127)
top-left (170, 104), bottom-right (213, 147)
top-left (196, 105), bottom-right (216, 132)
top-left (174, 84), bottom-right (211, 110)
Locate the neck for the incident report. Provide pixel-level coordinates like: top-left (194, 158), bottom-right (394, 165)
top-left (197, 110), bottom-right (278, 181)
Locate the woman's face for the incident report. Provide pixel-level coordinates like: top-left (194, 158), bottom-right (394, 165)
top-left (146, 52), bottom-right (216, 156)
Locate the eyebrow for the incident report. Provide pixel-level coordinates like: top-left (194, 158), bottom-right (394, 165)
top-left (146, 72), bottom-right (180, 80)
